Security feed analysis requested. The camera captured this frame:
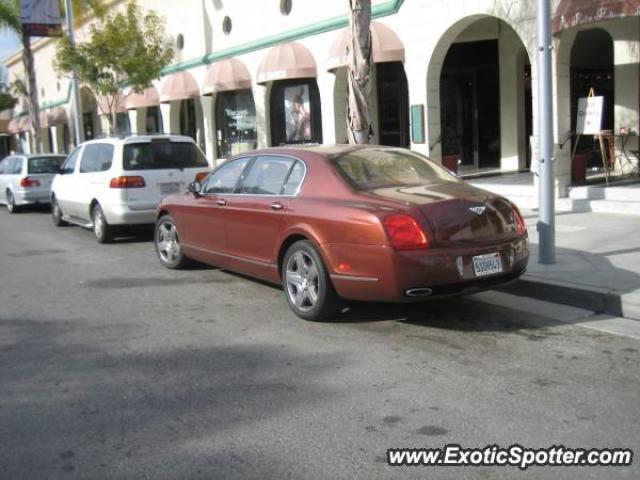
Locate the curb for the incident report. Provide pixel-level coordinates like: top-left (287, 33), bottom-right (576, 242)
top-left (499, 276), bottom-right (640, 321)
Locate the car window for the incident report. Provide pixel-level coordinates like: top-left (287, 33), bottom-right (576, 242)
top-left (80, 144), bottom-right (114, 173)
top-left (0, 157), bottom-right (11, 174)
top-left (282, 160), bottom-right (305, 195)
top-left (28, 156), bottom-right (65, 174)
top-left (123, 140), bottom-right (208, 171)
top-left (203, 157), bottom-right (251, 194)
top-left (240, 156), bottom-right (295, 195)
top-left (11, 157), bottom-right (23, 175)
top-left (60, 148), bottom-right (81, 174)
top-left (332, 148), bottom-right (460, 190)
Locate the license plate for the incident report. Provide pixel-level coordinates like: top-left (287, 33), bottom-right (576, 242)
top-left (472, 253), bottom-right (503, 277)
top-left (160, 182), bottom-right (180, 195)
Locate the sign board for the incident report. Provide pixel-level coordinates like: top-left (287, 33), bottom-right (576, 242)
top-left (21, 0), bottom-right (63, 37)
top-left (576, 96), bottom-right (604, 135)
top-left (410, 105), bottom-right (425, 144)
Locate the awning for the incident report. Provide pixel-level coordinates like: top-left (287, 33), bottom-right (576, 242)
top-left (18, 116), bottom-right (32, 132)
top-left (39, 111), bottom-right (50, 128)
top-left (160, 71), bottom-right (200, 102)
top-left (49, 107), bottom-right (68, 125)
top-left (257, 42), bottom-right (317, 84)
top-left (327, 21), bottom-right (405, 70)
top-left (97, 94), bottom-right (127, 115)
top-left (203, 58), bottom-right (252, 94)
top-left (552, 0), bottom-right (640, 33)
top-left (8, 118), bottom-right (20, 134)
top-left (126, 86), bottom-right (160, 109)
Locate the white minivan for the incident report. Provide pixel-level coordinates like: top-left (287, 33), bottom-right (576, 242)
top-left (51, 135), bottom-right (211, 243)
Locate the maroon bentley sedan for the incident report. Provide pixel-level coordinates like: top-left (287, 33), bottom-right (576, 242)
top-left (155, 145), bottom-right (528, 321)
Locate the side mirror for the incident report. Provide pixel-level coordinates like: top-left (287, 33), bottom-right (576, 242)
top-left (188, 180), bottom-right (202, 196)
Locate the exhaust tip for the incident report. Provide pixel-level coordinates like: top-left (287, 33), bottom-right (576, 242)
top-left (405, 287), bottom-right (433, 297)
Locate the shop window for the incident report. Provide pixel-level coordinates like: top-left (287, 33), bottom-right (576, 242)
top-left (116, 113), bottom-right (131, 136)
top-left (269, 79), bottom-right (322, 146)
top-left (215, 89), bottom-right (257, 158)
top-left (179, 99), bottom-right (197, 141)
top-left (63, 124), bottom-right (70, 153)
top-left (146, 106), bottom-right (162, 133)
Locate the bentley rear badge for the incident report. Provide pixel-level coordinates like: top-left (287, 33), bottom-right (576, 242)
top-left (469, 206), bottom-right (486, 215)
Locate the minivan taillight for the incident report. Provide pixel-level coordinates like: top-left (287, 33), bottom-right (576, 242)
top-left (109, 176), bottom-right (146, 188)
top-left (383, 214), bottom-right (429, 250)
top-left (512, 203), bottom-right (526, 236)
top-left (19, 177), bottom-right (40, 188)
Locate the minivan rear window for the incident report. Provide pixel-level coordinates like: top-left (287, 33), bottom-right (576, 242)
top-left (123, 141), bottom-right (208, 171)
top-left (28, 156), bottom-right (65, 174)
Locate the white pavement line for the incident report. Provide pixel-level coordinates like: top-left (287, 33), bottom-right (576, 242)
top-left (470, 291), bottom-right (640, 341)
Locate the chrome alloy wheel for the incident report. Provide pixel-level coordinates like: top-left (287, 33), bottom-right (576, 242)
top-left (156, 220), bottom-right (181, 264)
top-left (285, 251), bottom-right (320, 312)
top-left (93, 208), bottom-right (105, 238)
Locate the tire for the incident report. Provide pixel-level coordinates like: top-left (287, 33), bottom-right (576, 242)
top-left (92, 204), bottom-right (114, 244)
top-left (154, 214), bottom-right (189, 269)
top-left (6, 190), bottom-right (18, 214)
top-left (51, 196), bottom-right (68, 226)
top-left (282, 240), bottom-right (341, 321)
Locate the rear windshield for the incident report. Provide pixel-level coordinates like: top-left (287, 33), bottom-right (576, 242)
top-left (332, 148), bottom-right (459, 190)
top-left (123, 141), bottom-right (208, 171)
top-left (28, 156), bottom-right (65, 174)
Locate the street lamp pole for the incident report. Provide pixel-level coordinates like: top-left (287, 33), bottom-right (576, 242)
top-left (64, 0), bottom-right (83, 146)
top-left (537, 0), bottom-right (555, 264)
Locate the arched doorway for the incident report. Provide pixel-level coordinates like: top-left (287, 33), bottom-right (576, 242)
top-left (570, 29), bottom-right (614, 162)
top-left (80, 87), bottom-right (99, 141)
top-left (428, 16), bottom-right (532, 173)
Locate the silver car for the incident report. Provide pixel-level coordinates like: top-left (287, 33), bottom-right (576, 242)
top-left (0, 154), bottom-right (66, 213)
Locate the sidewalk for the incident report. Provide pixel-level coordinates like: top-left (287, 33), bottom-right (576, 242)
top-left (502, 210), bottom-right (640, 320)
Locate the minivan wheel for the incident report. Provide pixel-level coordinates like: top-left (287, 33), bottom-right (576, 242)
top-left (92, 204), bottom-right (114, 243)
top-left (6, 190), bottom-right (18, 214)
top-left (155, 215), bottom-right (189, 269)
top-left (51, 196), bottom-right (68, 226)
top-left (282, 240), bottom-right (341, 321)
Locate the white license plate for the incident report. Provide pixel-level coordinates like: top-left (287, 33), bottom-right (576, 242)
top-left (472, 253), bottom-right (503, 277)
top-left (160, 182), bottom-right (180, 195)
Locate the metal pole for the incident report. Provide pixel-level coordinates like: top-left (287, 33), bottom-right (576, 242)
top-left (64, 0), bottom-right (83, 146)
top-left (537, 0), bottom-right (555, 264)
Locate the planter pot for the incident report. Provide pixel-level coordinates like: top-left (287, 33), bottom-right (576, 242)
top-left (571, 153), bottom-right (588, 183)
top-left (442, 154), bottom-right (460, 174)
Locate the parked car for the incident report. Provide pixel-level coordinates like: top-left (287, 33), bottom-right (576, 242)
top-left (51, 134), bottom-right (211, 243)
top-left (154, 145), bottom-right (529, 321)
top-left (0, 153), bottom-right (66, 213)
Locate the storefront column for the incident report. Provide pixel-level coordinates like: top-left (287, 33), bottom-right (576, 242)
top-left (499, 29), bottom-right (527, 171)
top-left (51, 126), bottom-right (61, 153)
top-left (253, 84), bottom-right (270, 149)
top-left (200, 95), bottom-right (217, 164)
top-left (317, 72), bottom-right (337, 145)
top-left (127, 109), bottom-right (140, 135)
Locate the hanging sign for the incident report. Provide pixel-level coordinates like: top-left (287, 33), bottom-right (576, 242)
top-left (576, 96), bottom-right (604, 135)
top-left (21, 0), bottom-right (63, 37)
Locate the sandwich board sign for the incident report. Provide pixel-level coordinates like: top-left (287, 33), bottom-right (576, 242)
top-left (576, 95), bottom-right (603, 135)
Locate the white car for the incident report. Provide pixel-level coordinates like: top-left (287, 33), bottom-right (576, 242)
top-left (0, 154), bottom-right (66, 213)
top-left (51, 135), bottom-right (212, 243)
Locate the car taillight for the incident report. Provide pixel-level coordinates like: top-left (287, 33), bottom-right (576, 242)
top-left (109, 176), bottom-right (146, 188)
top-left (19, 177), bottom-right (40, 188)
top-left (383, 214), bottom-right (429, 250)
top-left (195, 171), bottom-right (209, 183)
top-left (512, 204), bottom-right (526, 236)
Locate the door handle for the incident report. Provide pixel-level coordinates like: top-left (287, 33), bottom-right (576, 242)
top-left (217, 198), bottom-right (227, 206)
top-left (270, 202), bottom-right (284, 210)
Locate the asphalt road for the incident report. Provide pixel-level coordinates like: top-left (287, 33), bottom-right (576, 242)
top-left (0, 207), bottom-right (638, 480)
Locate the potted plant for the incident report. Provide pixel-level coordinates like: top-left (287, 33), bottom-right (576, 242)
top-left (441, 132), bottom-right (462, 174)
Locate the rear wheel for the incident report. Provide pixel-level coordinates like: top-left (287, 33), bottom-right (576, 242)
top-left (92, 204), bottom-right (114, 243)
top-left (155, 215), bottom-right (189, 269)
top-left (6, 190), bottom-right (18, 214)
top-left (283, 240), bottom-right (341, 321)
top-left (51, 196), bottom-right (68, 226)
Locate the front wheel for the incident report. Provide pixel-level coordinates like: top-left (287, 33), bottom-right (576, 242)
top-left (92, 204), bottom-right (114, 243)
top-left (282, 240), bottom-right (341, 321)
top-left (155, 215), bottom-right (189, 269)
top-left (51, 196), bottom-right (68, 226)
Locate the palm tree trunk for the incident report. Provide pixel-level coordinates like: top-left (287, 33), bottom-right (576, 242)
top-left (347, 0), bottom-right (372, 144)
top-left (22, 32), bottom-right (42, 153)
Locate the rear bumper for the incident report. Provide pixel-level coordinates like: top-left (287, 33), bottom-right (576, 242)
top-left (13, 189), bottom-right (52, 205)
top-left (325, 236), bottom-right (529, 302)
top-left (102, 204), bottom-right (157, 225)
